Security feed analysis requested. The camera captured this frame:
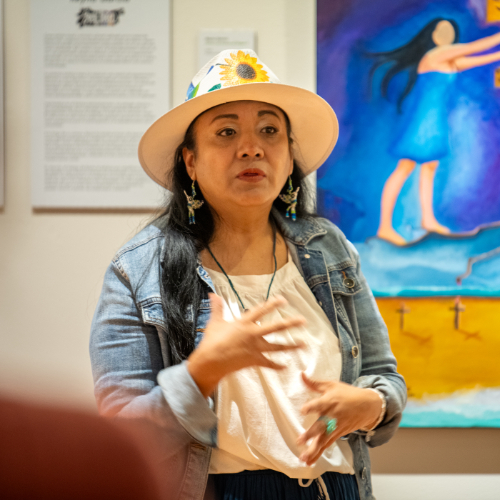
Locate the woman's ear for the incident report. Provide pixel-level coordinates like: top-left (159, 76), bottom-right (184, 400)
top-left (288, 156), bottom-right (294, 176)
top-left (183, 147), bottom-right (196, 181)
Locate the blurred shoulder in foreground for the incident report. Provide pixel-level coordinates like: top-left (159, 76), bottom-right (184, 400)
top-left (0, 396), bottom-right (161, 500)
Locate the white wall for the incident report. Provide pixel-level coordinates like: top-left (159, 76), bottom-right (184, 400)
top-left (0, 1), bottom-right (498, 498)
top-left (372, 475), bottom-right (500, 500)
top-left (0, 0), bottom-right (315, 409)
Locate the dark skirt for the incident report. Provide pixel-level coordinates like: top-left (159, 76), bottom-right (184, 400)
top-left (212, 469), bottom-right (360, 500)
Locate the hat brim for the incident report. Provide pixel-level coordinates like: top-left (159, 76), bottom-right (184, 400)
top-left (138, 83), bottom-right (338, 190)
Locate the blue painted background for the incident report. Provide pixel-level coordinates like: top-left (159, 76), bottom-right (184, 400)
top-left (317, 0), bottom-right (500, 296)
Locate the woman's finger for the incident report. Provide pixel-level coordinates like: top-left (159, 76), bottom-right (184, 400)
top-left (308, 430), bottom-right (342, 464)
top-left (255, 316), bottom-right (306, 336)
top-left (243, 296), bottom-right (287, 323)
top-left (299, 432), bottom-right (327, 464)
top-left (301, 372), bottom-right (330, 393)
top-left (296, 419), bottom-right (326, 446)
top-left (301, 427), bottom-right (344, 465)
top-left (304, 438), bottom-right (332, 465)
top-left (304, 442), bottom-right (328, 465)
top-left (257, 356), bottom-right (287, 371)
top-left (208, 293), bottom-right (224, 321)
top-left (301, 395), bottom-right (334, 416)
top-left (259, 338), bottom-right (305, 352)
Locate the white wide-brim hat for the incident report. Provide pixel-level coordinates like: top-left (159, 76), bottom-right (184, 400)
top-left (138, 49), bottom-right (338, 190)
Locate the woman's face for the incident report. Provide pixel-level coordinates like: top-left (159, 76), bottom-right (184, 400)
top-left (183, 100), bottom-right (293, 216)
top-left (432, 20), bottom-right (455, 46)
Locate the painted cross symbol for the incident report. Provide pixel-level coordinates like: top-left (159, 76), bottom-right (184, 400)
top-left (450, 297), bottom-right (466, 330)
top-left (396, 303), bottom-right (411, 331)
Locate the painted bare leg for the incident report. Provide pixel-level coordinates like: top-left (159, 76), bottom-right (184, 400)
top-left (377, 158), bottom-right (417, 245)
top-left (420, 160), bottom-right (451, 235)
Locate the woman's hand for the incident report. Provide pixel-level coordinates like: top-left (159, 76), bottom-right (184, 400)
top-left (188, 293), bottom-right (306, 398)
top-left (296, 372), bottom-right (383, 466)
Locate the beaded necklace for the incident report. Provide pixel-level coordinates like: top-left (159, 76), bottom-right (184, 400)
top-left (206, 225), bottom-right (277, 312)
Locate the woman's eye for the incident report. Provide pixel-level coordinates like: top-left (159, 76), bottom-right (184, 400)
top-left (262, 126), bottom-right (277, 134)
top-left (219, 128), bottom-right (236, 137)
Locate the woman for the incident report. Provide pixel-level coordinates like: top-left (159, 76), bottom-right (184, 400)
top-left (90, 49), bottom-right (406, 500)
top-left (370, 18), bottom-right (500, 245)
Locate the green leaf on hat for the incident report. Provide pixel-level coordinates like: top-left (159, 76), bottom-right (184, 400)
top-left (188, 82), bottom-right (200, 100)
top-left (208, 83), bottom-right (222, 92)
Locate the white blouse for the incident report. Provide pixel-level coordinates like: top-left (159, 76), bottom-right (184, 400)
top-left (205, 253), bottom-right (354, 479)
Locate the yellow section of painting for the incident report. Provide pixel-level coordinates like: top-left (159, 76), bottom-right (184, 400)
top-left (487, 0), bottom-right (500, 23)
top-left (376, 297), bottom-right (500, 399)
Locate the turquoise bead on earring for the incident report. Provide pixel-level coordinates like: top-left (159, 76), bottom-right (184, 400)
top-left (184, 181), bottom-right (204, 224)
top-left (279, 176), bottom-right (300, 221)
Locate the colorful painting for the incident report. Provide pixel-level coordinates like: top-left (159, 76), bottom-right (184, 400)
top-left (317, 0), bottom-right (500, 427)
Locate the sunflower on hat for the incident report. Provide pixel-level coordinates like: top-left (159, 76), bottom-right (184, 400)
top-left (219, 50), bottom-right (270, 87)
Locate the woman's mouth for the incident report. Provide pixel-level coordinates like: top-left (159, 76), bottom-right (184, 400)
top-left (237, 168), bottom-right (266, 183)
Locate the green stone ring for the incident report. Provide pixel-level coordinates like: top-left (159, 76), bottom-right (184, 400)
top-left (317, 416), bottom-right (337, 435)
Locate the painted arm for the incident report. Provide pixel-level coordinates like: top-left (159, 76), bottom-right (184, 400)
top-left (433, 32), bottom-right (500, 63)
top-left (455, 49), bottom-right (500, 71)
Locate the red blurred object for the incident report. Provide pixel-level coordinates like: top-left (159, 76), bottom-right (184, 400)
top-left (0, 396), bottom-right (161, 500)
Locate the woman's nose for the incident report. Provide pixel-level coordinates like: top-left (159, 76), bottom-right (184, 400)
top-left (237, 134), bottom-right (264, 159)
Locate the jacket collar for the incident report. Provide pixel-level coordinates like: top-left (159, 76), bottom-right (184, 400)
top-left (271, 207), bottom-right (326, 246)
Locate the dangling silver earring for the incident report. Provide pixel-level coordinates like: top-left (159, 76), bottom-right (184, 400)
top-left (184, 181), bottom-right (204, 224)
top-left (279, 176), bottom-right (300, 221)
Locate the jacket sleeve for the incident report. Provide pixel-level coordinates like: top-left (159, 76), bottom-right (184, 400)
top-left (89, 259), bottom-right (218, 451)
top-left (345, 240), bottom-right (407, 448)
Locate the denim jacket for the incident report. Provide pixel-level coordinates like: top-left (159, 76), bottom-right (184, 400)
top-left (90, 210), bottom-right (407, 500)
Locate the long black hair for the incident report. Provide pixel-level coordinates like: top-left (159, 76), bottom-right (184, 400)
top-left (157, 107), bottom-right (316, 365)
top-left (368, 18), bottom-right (460, 112)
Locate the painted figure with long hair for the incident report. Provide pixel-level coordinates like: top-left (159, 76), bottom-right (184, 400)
top-left (371, 18), bottom-right (500, 245)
